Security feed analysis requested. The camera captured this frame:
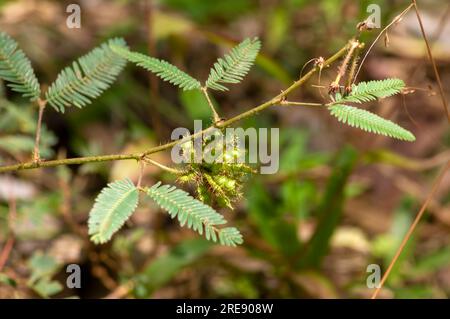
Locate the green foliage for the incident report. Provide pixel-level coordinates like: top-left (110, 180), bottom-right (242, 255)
top-left (335, 79), bottom-right (405, 104)
top-left (206, 37), bottom-right (261, 91)
top-left (27, 252), bottom-right (62, 298)
top-left (0, 32), bottom-right (40, 101)
top-left (146, 182), bottom-right (243, 246)
top-left (328, 104), bottom-right (415, 141)
top-left (247, 180), bottom-right (302, 256)
top-left (45, 38), bottom-right (128, 112)
top-left (88, 178), bottom-right (139, 244)
top-left (111, 44), bottom-right (201, 91)
top-left (298, 146), bottom-right (358, 268)
top-left (179, 89), bottom-right (216, 121)
top-left (134, 239), bottom-right (211, 297)
top-left (0, 99), bottom-right (56, 161)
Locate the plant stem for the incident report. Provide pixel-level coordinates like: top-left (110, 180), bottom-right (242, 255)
top-left (0, 42), bottom-right (351, 174)
top-left (137, 161), bottom-right (145, 188)
top-left (279, 101), bottom-right (324, 107)
top-left (353, 3), bottom-right (414, 84)
top-left (33, 99), bottom-right (46, 162)
top-left (371, 161), bottom-right (450, 299)
top-left (143, 158), bottom-right (183, 174)
top-left (201, 87), bottom-right (221, 123)
top-left (218, 43), bottom-right (352, 128)
top-left (412, 0), bottom-right (450, 123)
top-left (0, 153), bottom-right (141, 173)
top-left (330, 40), bottom-right (359, 91)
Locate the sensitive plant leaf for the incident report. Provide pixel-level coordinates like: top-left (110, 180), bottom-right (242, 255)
top-left (110, 45), bottom-right (201, 91)
top-left (206, 37), bottom-right (261, 91)
top-left (0, 32), bottom-right (40, 101)
top-left (335, 78), bottom-right (405, 104)
top-left (328, 104), bottom-right (415, 141)
top-left (146, 182), bottom-right (243, 246)
top-left (88, 179), bottom-right (139, 244)
top-left (45, 38), bottom-right (127, 112)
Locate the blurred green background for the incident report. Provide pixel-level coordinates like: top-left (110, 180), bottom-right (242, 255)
top-left (0, 0), bottom-right (449, 299)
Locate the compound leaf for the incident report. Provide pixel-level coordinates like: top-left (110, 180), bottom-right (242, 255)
top-left (111, 45), bottom-right (201, 91)
top-left (0, 32), bottom-right (40, 101)
top-left (206, 37), bottom-right (261, 91)
top-left (45, 38), bottom-right (127, 112)
top-left (335, 78), bottom-right (404, 104)
top-left (328, 104), bottom-right (415, 141)
top-left (146, 182), bottom-right (243, 246)
top-left (88, 179), bottom-right (139, 244)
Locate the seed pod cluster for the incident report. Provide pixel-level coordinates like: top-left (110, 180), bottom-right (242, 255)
top-left (177, 131), bottom-right (254, 209)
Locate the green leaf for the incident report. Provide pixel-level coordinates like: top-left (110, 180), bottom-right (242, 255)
top-left (45, 38), bottom-right (127, 112)
top-left (27, 252), bottom-right (62, 298)
top-left (335, 78), bottom-right (404, 104)
top-left (328, 104), bottom-right (415, 141)
top-left (0, 273), bottom-right (17, 287)
top-left (146, 182), bottom-right (243, 246)
top-left (33, 278), bottom-right (63, 298)
top-left (88, 178), bottom-right (139, 244)
top-left (0, 32), bottom-right (40, 101)
top-left (111, 44), bottom-right (201, 91)
top-left (206, 37), bottom-right (261, 91)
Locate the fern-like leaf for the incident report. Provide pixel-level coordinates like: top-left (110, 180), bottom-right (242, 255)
top-left (88, 179), bottom-right (139, 244)
top-left (335, 79), bottom-right (404, 104)
top-left (111, 45), bottom-right (201, 91)
top-left (329, 104), bottom-right (415, 141)
top-left (218, 227), bottom-right (243, 247)
top-left (45, 38), bottom-right (127, 112)
top-left (146, 182), bottom-right (243, 246)
top-left (206, 37), bottom-right (261, 91)
top-left (0, 32), bottom-right (40, 101)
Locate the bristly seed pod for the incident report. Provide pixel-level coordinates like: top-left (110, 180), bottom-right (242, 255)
top-left (177, 131), bottom-right (253, 209)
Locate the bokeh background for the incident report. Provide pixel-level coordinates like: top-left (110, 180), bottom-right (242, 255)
top-left (0, 0), bottom-right (449, 298)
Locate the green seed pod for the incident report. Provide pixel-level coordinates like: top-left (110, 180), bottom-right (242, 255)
top-left (217, 195), bottom-right (233, 210)
top-left (197, 184), bottom-right (211, 204)
top-left (216, 175), bottom-right (236, 193)
top-left (178, 171), bottom-right (196, 183)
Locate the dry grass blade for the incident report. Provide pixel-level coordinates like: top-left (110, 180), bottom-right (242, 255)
top-left (371, 161), bottom-right (450, 299)
top-left (412, 0), bottom-right (450, 123)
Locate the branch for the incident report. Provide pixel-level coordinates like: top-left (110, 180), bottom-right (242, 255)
top-left (0, 41), bottom-right (352, 174)
top-left (201, 86), bottom-right (221, 123)
top-left (32, 98), bottom-right (46, 163)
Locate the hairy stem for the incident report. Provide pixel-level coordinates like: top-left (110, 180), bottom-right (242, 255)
top-left (143, 158), bottom-right (183, 174)
top-left (33, 99), bottom-right (46, 162)
top-left (330, 40), bottom-right (360, 92)
top-left (0, 42), bottom-right (351, 174)
top-left (218, 43), bottom-right (352, 128)
top-left (279, 101), bottom-right (324, 107)
top-left (353, 3), bottom-right (414, 84)
top-left (201, 87), bottom-right (221, 123)
top-left (0, 153), bottom-right (141, 173)
top-left (346, 43), bottom-right (364, 91)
